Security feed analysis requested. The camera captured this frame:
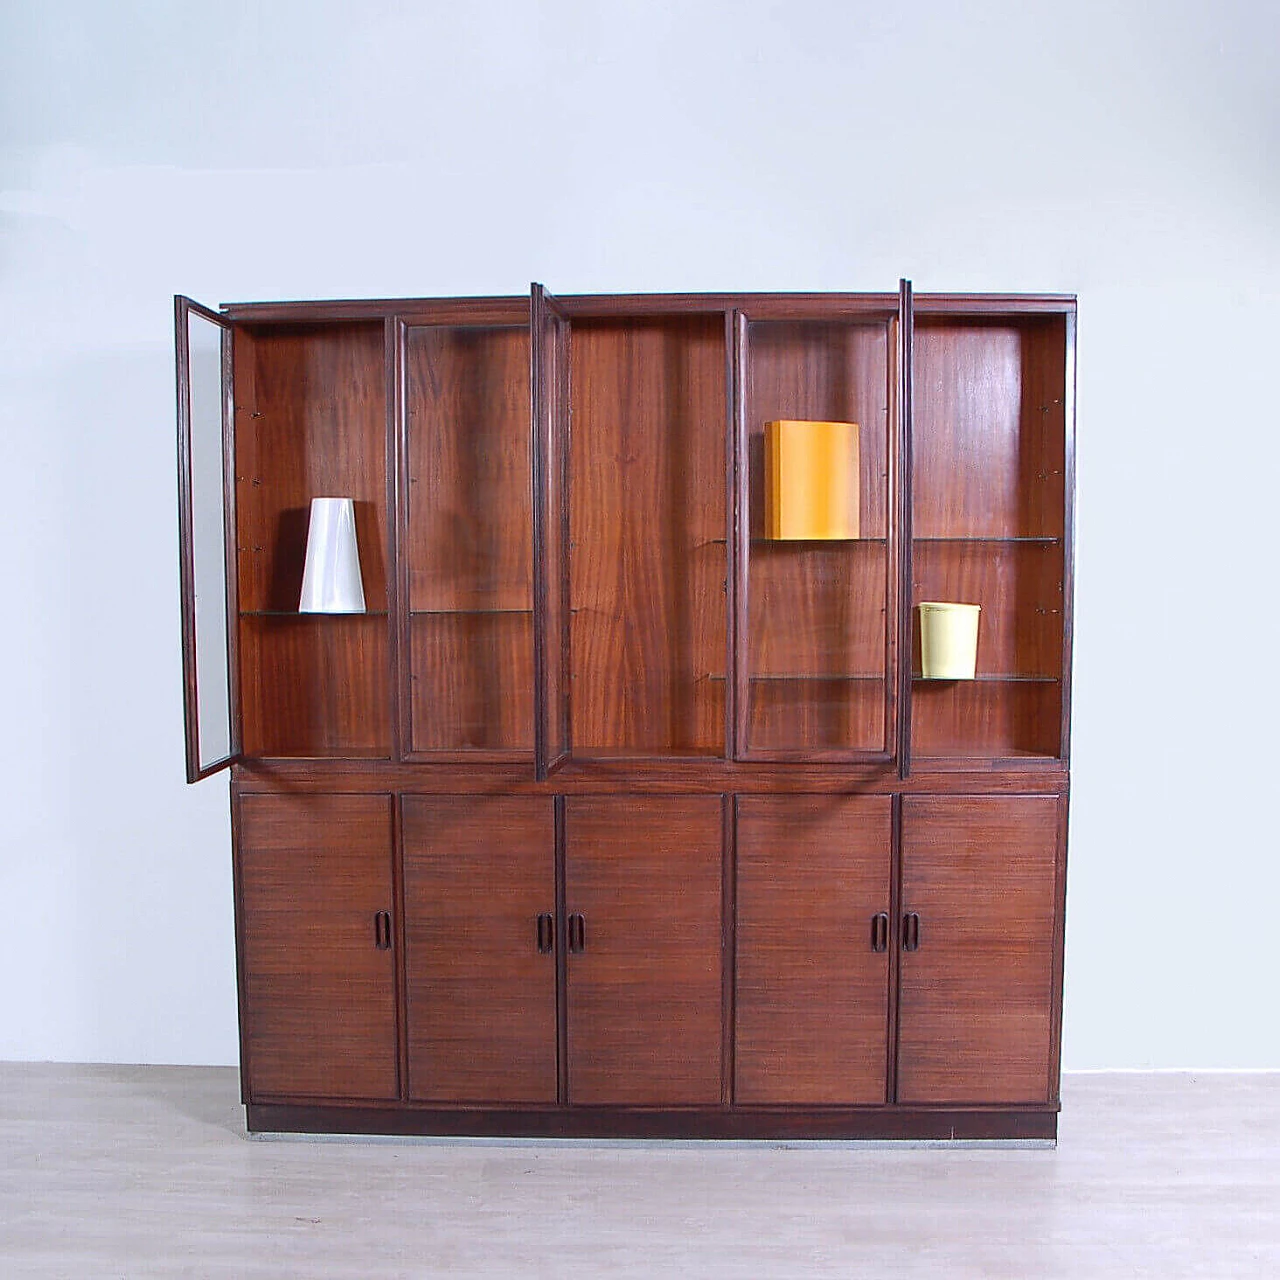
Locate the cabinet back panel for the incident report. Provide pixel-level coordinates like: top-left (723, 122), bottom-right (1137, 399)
top-left (240, 616), bottom-right (391, 757)
top-left (235, 324), bottom-right (388, 611)
top-left (565, 796), bottom-right (724, 1105)
top-left (910, 679), bottom-right (1060, 759)
top-left (746, 320), bottom-right (890, 539)
top-left (569, 318), bottom-right (727, 754)
top-left (743, 322), bottom-right (892, 751)
top-left (912, 318), bottom-right (1066, 538)
top-left (238, 793), bottom-right (398, 1101)
top-left (736, 795), bottom-right (891, 1104)
top-left (897, 795), bottom-right (1058, 1104)
top-left (405, 326), bottom-right (531, 612)
top-left (402, 797), bottom-right (557, 1104)
top-left (747, 679), bottom-right (885, 752)
top-left (409, 612), bottom-right (533, 752)
top-left (912, 541), bottom-right (1064, 680)
top-left (234, 323), bottom-right (390, 756)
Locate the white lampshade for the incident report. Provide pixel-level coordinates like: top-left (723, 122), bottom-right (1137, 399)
top-left (299, 497), bottom-right (366, 613)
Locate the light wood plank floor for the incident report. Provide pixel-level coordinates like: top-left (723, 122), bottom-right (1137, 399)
top-left (1, 1065), bottom-right (1276, 1277)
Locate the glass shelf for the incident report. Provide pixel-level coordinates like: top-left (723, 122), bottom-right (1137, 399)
top-left (751, 673), bottom-right (884, 682)
top-left (913, 673), bottom-right (1059, 683)
top-left (241, 610), bottom-right (389, 618)
top-left (913, 536), bottom-right (1060, 544)
top-left (410, 608), bottom-right (532, 616)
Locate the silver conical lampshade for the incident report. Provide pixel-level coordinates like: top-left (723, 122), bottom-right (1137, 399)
top-left (299, 497), bottom-right (366, 613)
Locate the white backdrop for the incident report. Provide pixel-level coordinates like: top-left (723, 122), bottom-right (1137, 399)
top-left (1, 0), bottom-right (1276, 1068)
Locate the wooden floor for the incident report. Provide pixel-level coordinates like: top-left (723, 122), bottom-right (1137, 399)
top-left (1, 1066), bottom-right (1276, 1277)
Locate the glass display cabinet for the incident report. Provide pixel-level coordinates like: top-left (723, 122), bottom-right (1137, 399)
top-left (176, 283), bottom-right (1074, 1139)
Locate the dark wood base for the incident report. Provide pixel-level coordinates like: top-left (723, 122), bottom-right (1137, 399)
top-left (246, 1104), bottom-right (1058, 1142)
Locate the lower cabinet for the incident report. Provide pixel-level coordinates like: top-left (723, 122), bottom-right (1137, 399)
top-left (735, 794), bottom-right (892, 1105)
top-left (897, 794), bottom-right (1061, 1104)
top-left (233, 787), bottom-right (1064, 1131)
top-left (236, 793), bottom-right (399, 1101)
top-left (401, 796), bottom-right (557, 1104)
top-left (564, 796), bottom-right (724, 1106)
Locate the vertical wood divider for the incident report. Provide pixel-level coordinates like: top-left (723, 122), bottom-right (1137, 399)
top-left (1059, 310), bottom-right (1078, 764)
top-left (721, 793), bottom-right (736, 1107)
top-left (228, 788), bottom-right (253, 1105)
top-left (555, 794), bottom-right (569, 1106)
top-left (896, 281), bottom-right (915, 779)
top-left (723, 311), bottom-right (738, 760)
top-left (389, 316), bottom-right (410, 761)
top-left (391, 791), bottom-right (410, 1100)
top-left (887, 790), bottom-right (904, 1104)
top-left (1048, 788), bottom-right (1070, 1102)
top-left (731, 312), bottom-right (750, 760)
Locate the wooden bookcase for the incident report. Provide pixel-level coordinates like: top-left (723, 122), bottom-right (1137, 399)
top-left (176, 283), bottom-right (1075, 1140)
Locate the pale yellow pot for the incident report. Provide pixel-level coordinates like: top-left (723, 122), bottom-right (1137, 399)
top-left (918, 602), bottom-right (981, 679)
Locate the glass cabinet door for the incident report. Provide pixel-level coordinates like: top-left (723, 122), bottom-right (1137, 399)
top-left (735, 304), bottom-right (901, 761)
top-left (175, 295), bottom-right (239, 782)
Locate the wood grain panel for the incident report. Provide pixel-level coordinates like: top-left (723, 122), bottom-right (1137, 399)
top-left (240, 616), bottom-right (391, 756)
top-left (735, 795), bottom-right (891, 1104)
top-left (237, 793), bottom-right (397, 1101)
top-left (409, 612), bottom-right (533, 753)
top-left (746, 320), bottom-right (890, 540)
top-left (402, 797), bottom-right (556, 1103)
top-left (569, 319), bottom-right (726, 754)
top-left (912, 540), bottom-right (1064, 678)
top-left (405, 326), bottom-right (531, 612)
top-left (235, 324), bottom-right (388, 612)
top-left (747, 679), bottom-right (885, 753)
top-left (565, 796), bottom-right (723, 1105)
top-left (898, 795), bottom-right (1059, 1103)
top-left (911, 678), bottom-right (1061, 758)
top-left (912, 319), bottom-right (1066, 538)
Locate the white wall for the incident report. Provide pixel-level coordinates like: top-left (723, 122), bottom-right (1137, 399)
top-left (1, 0), bottom-right (1276, 1069)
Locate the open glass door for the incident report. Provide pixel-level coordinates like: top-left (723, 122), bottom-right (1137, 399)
top-left (531, 284), bottom-right (570, 779)
top-left (175, 295), bottom-right (240, 781)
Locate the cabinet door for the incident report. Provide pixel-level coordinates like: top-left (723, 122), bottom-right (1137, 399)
top-left (402, 796), bottom-right (557, 1103)
top-left (531, 283), bottom-right (571, 778)
top-left (565, 797), bottom-right (724, 1105)
top-left (898, 795), bottom-right (1060, 1104)
top-left (175, 295), bottom-right (240, 782)
top-left (735, 795), bottom-right (892, 1104)
top-left (237, 794), bottom-right (398, 1101)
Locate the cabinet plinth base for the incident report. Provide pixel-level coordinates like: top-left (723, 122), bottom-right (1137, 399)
top-left (245, 1104), bottom-right (1058, 1143)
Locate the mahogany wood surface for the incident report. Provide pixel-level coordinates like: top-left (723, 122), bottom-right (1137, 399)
top-left (735, 795), bottom-right (892, 1104)
top-left (910, 679), bottom-right (1062, 759)
top-left (897, 794), bottom-right (1059, 1104)
top-left (408, 612), bottom-right (533, 753)
top-left (911, 318), bottom-right (1066, 539)
top-left (569, 318), bottom-right (727, 754)
top-left (401, 797), bottom-right (557, 1104)
top-left (239, 616), bottom-right (391, 757)
top-left (746, 678), bottom-right (886, 753)
top-left (564, 796), bottom-right (724, 1105)
top-left (246, 1102), bottom-right (1057, 1141)
top-left (912, 540), bottom-right (1064, 679)
top-left (233, 759), bottom-right (1067, 794)
top-left (234, 323), bottom-right (391, 756)
top-left (404, 325), bottom-right (531, 612)
top-left (237, 793), bottom-right (398, 1101)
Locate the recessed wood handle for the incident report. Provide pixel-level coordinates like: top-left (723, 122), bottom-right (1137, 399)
top-left (536, 912), bottom-right (555, 954)
top-left (374, 911), bottom-right (392, 951)
top-left (871, 912), bottom-right (889, 953)
top-left (902, 912), bottom-right (920, 952)
top-left (568, 913), bottom-right (586, 954)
